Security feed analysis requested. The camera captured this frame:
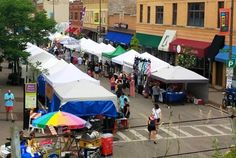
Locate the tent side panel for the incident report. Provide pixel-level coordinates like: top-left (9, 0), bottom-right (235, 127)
top-left (187, 83), bottom-right (209, 102)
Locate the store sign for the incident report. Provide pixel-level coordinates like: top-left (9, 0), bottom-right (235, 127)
top-left (25, 83), bottom-right (37, 109)
top-left (226, 59), bottom-right (236, 68)
top-left (219, 8), bottom-right (230, 35)
top-left (113, 23), bottom-right (128, 29)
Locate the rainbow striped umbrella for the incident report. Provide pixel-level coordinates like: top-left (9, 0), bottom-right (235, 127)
top-left (32, 111), bottom-right (86, 129)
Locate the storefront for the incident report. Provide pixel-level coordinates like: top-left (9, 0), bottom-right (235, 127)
top-left (136, 33), bottom-right (162, 55)
top-left (215, 45), bottom-right (236, 88)
top-left (104, 31), bottom-right (133, 49)
top-left (206, 35), bottom-right (225, 86)
top-left (157, 30), bottom-right (176, 65)
top-left (169, 38), bottom-right (211, 77)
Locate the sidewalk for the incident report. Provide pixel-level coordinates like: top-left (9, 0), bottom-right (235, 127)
top-left (0, 62), bottom-right (24, 144)
top-left (208, 87), bottom-right (223, 107)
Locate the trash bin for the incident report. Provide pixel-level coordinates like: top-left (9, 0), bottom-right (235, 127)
top-left (101, 133), bottom-right (113, 156)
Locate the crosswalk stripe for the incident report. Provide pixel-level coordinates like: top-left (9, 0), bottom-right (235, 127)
top-left (160, 127), bottom-right (178, 138)
top-left (116, 131), bottom-right (131, 142)
top-left (129, 129), bottom-right (147, 141)
top-left (190, 126), bottom-right (211, 136)
top-left (220, 125), bottom-right (232, 131)
top-left (207, 126), bottom-right (225, 135)
top-left (172, 127), bottom-right (193, 137)
top-left (144, 129), bottom-right (163, 139)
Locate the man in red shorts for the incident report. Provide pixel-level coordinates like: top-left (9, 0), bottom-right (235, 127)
top-left (4, 90), bottom-right (15, 122)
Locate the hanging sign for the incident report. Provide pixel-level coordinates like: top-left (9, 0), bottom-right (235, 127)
top-left (25, 83), bottom-right (37, 109)
top-left (219, 8), bottom-right (230, 35)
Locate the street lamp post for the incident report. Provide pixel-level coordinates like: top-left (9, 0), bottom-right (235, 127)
top-left (98, 0), bottom-right (102, 42)
top-left (52, 0), bottom-right (55, 20)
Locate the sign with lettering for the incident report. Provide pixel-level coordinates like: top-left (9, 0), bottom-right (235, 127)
top-left (219, 8), bottom-right (230, 35)
top-left (226, 59), bottom-right (236, 68)
top-left (113, 23), bottom-right (128, 29)
top-left (25, 83), bottom-right (37, 109)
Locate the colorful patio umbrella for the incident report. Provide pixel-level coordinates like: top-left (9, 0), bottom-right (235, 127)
top-left (32, 111), bottom-right (86, 129)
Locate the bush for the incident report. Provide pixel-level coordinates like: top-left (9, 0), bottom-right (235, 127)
top-left (224, 148), bottom-right (236, 158)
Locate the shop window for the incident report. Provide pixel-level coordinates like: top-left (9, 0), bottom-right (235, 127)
top-left (74, 12), bottom-right (78, 20)
top-left (140, 4), bottom-right (143, 23)
top-left (147, 6), bottom-right (151, 23)
top-left (155, 6), bottom-right (164, 24)
top-left (69, 12), bottom-right (73, 20)
top-left (172, 3), bottom-right (177, 25)
top-left (217, 1), bottom-right (224, 28)
top-left (187, 2), bottom-right (205, 27)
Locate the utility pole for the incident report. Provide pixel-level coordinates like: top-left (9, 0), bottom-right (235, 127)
top-left (99, 0), bottom-right (102, 42)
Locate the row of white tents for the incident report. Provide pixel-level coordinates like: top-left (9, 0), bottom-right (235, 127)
top-left (49, 33), bottom-right (209, 101)
top-left (23, 43), bottom-right (118, 117)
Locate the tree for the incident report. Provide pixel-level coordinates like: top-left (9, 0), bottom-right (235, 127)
top-left (176, 47), bottom-right (196, 68)
top-left (130, 34), bottom-right (140, 52)
top-left (0, 0), bottom-right (55, 83)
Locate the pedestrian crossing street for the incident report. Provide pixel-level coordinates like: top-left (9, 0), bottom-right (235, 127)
top-left (113, 124), bottom-right (233, 143)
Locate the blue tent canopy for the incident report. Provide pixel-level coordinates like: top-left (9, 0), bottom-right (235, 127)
top-left (37, 75), bottom-right (45, 96)
top-left (215, 45), bottom-right (236, 63)
top-left (60, 100), bottom-right (118, 118)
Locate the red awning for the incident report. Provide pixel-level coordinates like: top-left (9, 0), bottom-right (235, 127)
top-left (169, 38), bottom-right (211, 58)
top-left (65, 26), bottom-right (77, 33)
top-left (73, 28), bottom-right (80, 35)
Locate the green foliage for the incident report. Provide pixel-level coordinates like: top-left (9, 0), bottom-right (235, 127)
top-left (176, 47), bottom-right (196, 68)
top-left (223, 148), bottom-right (236, 158)
top-left (212, 138), bottom-right (223, 158)
top-left (0, 0), bottom-right (56, 76)
top-left (130, 34), bottom-right (140, 52)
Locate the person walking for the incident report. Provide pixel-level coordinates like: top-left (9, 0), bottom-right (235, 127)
top-left (152, 82), bottom-right (160, 103)
top-left (152, 103), bottom-right (162, 125)
top-left (119, 93), bottom-right (129, 113)
top-left (4, 90), bottom-right (15, 122)
top-left (147, 113), bottom-right (157, 144)
top-left (129, 75), bottom-right (135, 97)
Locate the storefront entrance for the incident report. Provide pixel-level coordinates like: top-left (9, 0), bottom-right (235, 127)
top-left (215, 61), bottom-right (224, 87)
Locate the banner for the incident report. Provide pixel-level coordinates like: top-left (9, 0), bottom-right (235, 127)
top-left (25, 83), bottom-right (37, 109)
top-left (219, 8), bottom-right (230, 35)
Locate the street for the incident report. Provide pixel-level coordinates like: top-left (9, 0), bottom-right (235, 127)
top-left (0, 63), bottom-right (234, 158)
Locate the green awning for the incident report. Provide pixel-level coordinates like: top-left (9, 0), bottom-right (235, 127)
top-left (102, 45), bottom-right (126, 59)
top-left (136, 33), bottom-right (162, 48)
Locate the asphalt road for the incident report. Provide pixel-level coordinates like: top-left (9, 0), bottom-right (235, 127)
top-left (0, 64), bottom-right (234, 158)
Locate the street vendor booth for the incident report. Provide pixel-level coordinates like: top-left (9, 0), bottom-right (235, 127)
top-left (151, 66), bottom-right (209, 103)
top-left (112, 49), bottom-right (140, 73)
top-left (52, 80), bottom-right (118, 117)
top-left (44, 63), bottom-right (100, 87)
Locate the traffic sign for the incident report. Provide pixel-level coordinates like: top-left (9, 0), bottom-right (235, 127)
top-left (226, 59), bottom-right (236, 68)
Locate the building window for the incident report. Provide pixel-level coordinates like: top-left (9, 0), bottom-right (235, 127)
top-left (140, 4), bottom-right (143, 23)
top-left (187, 2), bottom-right (205, 27)
top-left (217, 1), bottom-right (224, 28)
top-left (74, 12), bottom-right (78, 20)
top-left (172, 3), bottom-right (177, 25)
top-left (147, 6), bottom-right (151, 23)
top-left (70, 12), bottom-right (73, 20)
top-left (155, 6), bottom-right (164, 24)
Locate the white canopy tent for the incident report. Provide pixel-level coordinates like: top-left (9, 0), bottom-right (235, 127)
top-left (45, 63), bottom-right (100, 86)
top-left (151, 66), bottom-right (209, 101)
top-left (28, 52), bottom-right (55, 67)
top-left (46, 59), bottom-right (68, 75)
top-left (54, 80), bottom-right (117, 107)
top-left (123, 52), bottom-right (171, 73)
top-left (112, 49), bottom-right (139, 65)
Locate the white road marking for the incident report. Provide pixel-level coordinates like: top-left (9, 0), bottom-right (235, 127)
top-left (129, 129), bottom-right (147, 141)
top-left (116, 131), bottom-right (131, 142)
top-left (220, 125), bottom-right (232, 131)
top-left (144, 129), bottom-right (163, 139)
top-left (172, 127), bottom-right (193, 137)
top-left (207, 126), bottom-right (225, 135)
top-left (190, 126), bottom-right (211, 136)
top-left (159, 127), bottom-right (178, 138)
